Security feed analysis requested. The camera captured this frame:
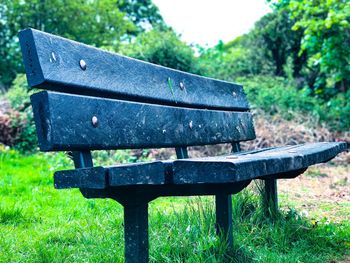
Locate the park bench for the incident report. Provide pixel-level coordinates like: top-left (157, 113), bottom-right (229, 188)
top-left (19, 28), bottom-right (347, 263)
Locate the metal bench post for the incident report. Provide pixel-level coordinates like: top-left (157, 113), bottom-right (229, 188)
top-left (215, 194), bottom-right (233, 246)
top-left (214, 142), bottom-right (240, 246)
top-left (71, 150), bottom-right (150, 262)
top-left (71, 151), bottom-right (93, 168)
top-left (124, 202), bottom-right (149, 263)
top-left (263, 178), bottom-right (278, 218)
top-left (175, 147), bottom-right (189, 159)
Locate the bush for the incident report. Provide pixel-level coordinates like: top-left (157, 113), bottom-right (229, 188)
top-left (197, 37), bottom-right (273, 81)
top-left (0, 108), bottom-right (21, 146)
top-left (120, 29), bottom-right (199, 74)
top-left (3, 74), bottom-right (37, 153)
top-left (196, 42), bottom-right (253, 81)
top-left (237, 75), bottom-right (350, 131)
top-left (237, 76), bottom-right (318, 117)
top-left (321, 90), bottom-right (350, 131)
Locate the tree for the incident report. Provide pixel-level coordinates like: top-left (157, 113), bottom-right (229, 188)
top-left (118, 0), bottom-right (166, 34)
top-left (0, 0), bottom-right (165, 89)
top-left (289, 0), bottom-right (350, 95)
top-left (269, 0), bottom-right (350, 96)
top-left (250, 9), bottom-right (305, 78)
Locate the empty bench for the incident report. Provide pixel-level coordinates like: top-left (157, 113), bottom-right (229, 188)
top-left (19, 28), bottom-right (347, 263)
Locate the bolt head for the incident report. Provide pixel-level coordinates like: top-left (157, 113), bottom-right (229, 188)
top-left (79, 59), bottom-right (87, 70)
top-left (91, 116), bottom-right (98, 127)
top-left (51, 52), bottom-right (57, 62)
top-left (179, 82), bottom-right (185, 90)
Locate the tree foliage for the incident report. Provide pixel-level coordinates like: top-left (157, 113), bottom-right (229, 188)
top-left (0, 0), bottom-right (164, 89)
top-left (200, 0), bottom-right (349, 98)
top-left (288, 0), bottom-right (350, 96)
top-left (268, 0), bottom-right (350, 97)
top-left (118, 0), bottom-right (165, 34)
top-left (196, 38), bottom-right (262, 81)
top-left (251, 9), bottom-right (306, 78)
top-left (196, 9), bottom-right (306, 81)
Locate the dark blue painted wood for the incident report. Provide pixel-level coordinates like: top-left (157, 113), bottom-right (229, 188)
top-left (108, 162), bottom-right (165, 186)
top-left (54, 161), bottom-right (165, 188)
top-left (52, 142), bottom-right (346, 189)
top-left (173, 142), bottom-right (348, 184)
top-left (30, 91), bottom-right (256, 151)
top-left (54, 166), bottom-right (106, 189)
top-left (71, 151), bottom-right (93, 168)
top-left (231, 142), bottom-right (241, 153)
top-left (19, 28), bottom-right (250, 111)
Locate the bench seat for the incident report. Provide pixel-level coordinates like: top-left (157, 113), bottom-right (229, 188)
top-left (173, 142), bottom-right (347, 184)
top-left (54, 142), bottom-right (347, 189)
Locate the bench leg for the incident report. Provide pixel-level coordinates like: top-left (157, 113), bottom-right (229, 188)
top-left (124, 203), bottom-right (149, 263)
top-left (215, 194), bottom-right (233, 246)
top-left (263, 178), bottom-right (278, 217)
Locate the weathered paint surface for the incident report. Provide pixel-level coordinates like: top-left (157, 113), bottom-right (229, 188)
top-left (53, 142), bottom-right (346, 189)
top-left (30, 91), bottom-right (256, 151)
top-left (173, 142), bottom-right (347, 184)
top-left (19, 28), bottom-right (249, 111)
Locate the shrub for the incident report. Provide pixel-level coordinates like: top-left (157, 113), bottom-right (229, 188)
top-left (3, 74), bottom-right (37, 152)
top-left (0, 107), bottom-right (21, 146)
top-left (120, 29), bottom-right (199, 74)
top-left (237, 75), bottom-right (349, 131)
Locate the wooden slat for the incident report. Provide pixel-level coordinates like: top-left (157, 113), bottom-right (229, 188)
top-left (108, 162), bottom-right (164, 186)
top-left (54, 167), bottom-right (106, 189)
top-left (173, 142), bottom-right (347, 184)
top-left (50, 142), bottom-right (347, 197)
top-left (19, 28), bottom-right (249, 111)
top-left (53, 143), bottom-right (346, 189)
top-left (30, 91), bottom-right (256, 151)
top-left (54, 161), bottom-right (164, 189)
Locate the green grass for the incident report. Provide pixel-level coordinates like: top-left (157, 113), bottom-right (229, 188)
top-left (304, 169), bottom-right (328, 178)
top-left (0, 150), bottom-right (349, 262)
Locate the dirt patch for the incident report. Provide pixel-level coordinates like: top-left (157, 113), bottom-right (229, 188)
top-left (278, 163), bottom-right (350, 222)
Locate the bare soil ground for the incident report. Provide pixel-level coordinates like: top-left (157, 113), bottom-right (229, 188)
top-left (279, 161), bottom-right (349, 223)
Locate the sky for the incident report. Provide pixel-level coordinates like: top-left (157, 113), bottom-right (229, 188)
top-left (152, 0), bottom-right (272, 47)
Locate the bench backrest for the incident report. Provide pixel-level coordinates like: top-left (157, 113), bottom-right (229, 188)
top-left (19, 29), bottom-right (256, 152)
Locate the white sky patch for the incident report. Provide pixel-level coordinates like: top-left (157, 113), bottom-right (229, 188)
top-left (152, 0), bottom-right (271, 47)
